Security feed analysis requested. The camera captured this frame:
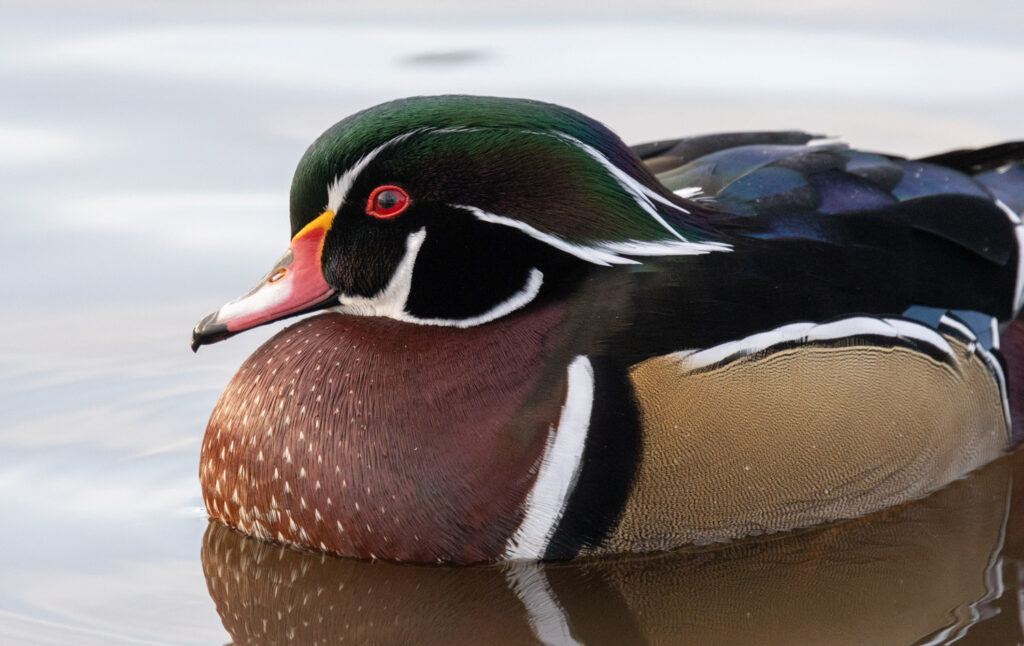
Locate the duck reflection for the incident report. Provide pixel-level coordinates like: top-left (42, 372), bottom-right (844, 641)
top-left (203, 453), bottom-right (1015, 646)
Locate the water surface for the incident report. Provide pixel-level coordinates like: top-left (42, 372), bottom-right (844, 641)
top-left (2, 2), bottom-right (1023, 644)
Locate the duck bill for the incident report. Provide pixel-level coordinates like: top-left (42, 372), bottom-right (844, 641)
top-left (191, 211), bottom-right (338, 351)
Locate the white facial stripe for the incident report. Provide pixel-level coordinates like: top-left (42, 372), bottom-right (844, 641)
top-left (327, 127), bottom-right (729, 265)
top-left (456, 204), bottom-right (634, 266)
top-left (324, 129), bottom-right (422, 214)
top-left (426, 126), bottom-right (700, 238)
top-left (994, 199), bottom-right (1024, 314)
top-left (673, 316), bottom-right (956, 371)
top-left (503, 355), bottom-right (593, 561)
top-left (334, 228), bottom-right (426, 318)
top-left (403, 268), bottom-right (543, 328)
top-left (544, 131), bottom-right (691, 241)
top-left (454, 204), bottom-right (730, 266)
top-left (505, 561), bottom-right (583, 646)
top-left (598, 239), bottom-right (732, 256)
top-left (324, 126), bottom-right (484, 214)
top-left (333, 229), bottom-right (545, 327)
top-left (427, 126), bottom-right (483, 135)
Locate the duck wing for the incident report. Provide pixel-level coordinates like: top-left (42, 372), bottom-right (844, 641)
top-left (600, 135), bottom-right (1024, 364)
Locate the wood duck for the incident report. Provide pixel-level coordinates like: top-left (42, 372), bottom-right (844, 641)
top-left (202, 455), bottom-right (1014, 645)
top-left (192, 95), bottom-right (1024, 564)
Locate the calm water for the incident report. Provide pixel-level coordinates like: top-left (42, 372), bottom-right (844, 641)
top-left (2, 2), bottom-right (1024, 644)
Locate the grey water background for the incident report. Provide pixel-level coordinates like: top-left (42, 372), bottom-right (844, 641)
top-left (1, 1), bottom-right (1023, 643)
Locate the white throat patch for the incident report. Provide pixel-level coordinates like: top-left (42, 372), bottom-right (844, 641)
top-left (332, 229), bottom-right (545, 328)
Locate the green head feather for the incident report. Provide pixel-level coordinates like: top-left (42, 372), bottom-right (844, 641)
top-left (290, 95), bottom-right (721, 249)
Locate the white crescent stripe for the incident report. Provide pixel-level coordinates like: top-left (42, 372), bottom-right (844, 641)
top-left (503, 355), bottom-right (593, 560)
top-left (333, 229), bottom-right (544, 328)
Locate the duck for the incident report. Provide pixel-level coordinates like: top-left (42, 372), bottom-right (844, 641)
top-left (192, 95), bottom-right (1024, 564)
top-left (203, 454), bottom-right (1015, 646)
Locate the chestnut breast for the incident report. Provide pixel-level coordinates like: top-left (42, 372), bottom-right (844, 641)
top-left (201, 304), bottom-right (572, 563)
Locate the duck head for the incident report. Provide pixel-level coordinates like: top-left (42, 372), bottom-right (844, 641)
top-left (192, 95), bottom-right (726, 349)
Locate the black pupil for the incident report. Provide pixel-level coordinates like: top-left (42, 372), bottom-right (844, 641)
top-left (377, 191), bottom-right (399, 210)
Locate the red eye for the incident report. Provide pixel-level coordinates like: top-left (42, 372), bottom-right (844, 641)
top-left (366, 185), bottom-right (410, 219)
